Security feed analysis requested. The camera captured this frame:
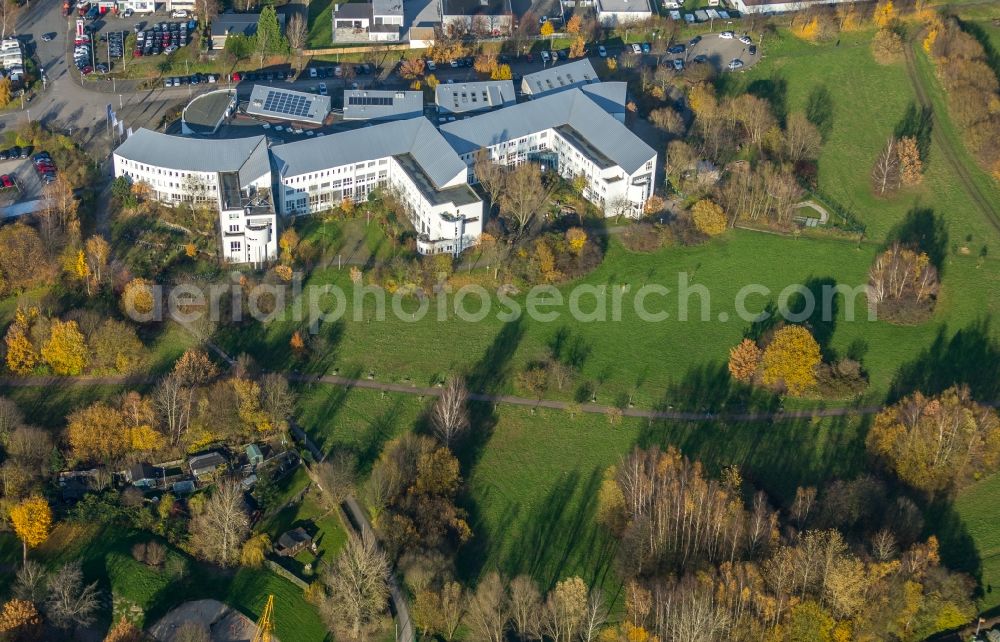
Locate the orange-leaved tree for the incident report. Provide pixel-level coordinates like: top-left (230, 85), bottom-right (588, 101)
top-left (728, 338), bottom-right (762, 382)
top-left (760, 325), bottom-right (821, 395)
top-left (9, 496), bottom-right (52, 564)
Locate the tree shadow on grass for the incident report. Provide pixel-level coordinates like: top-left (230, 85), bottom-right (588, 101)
top-left (661, 361), bottom-right (783, 415)
top-left (786, 277), bottom-right (841, 362)
top-left (924, 499), bottom-right (984, 601)
top-left (747, 73), bottom-right (789, 125)
top-left (453, 319), bottom-right (525, 582)
top-left (887, 318), bottom-right (1000, 403)
top-left (492, 468), bottom-right (617, 592)
top-left (894, 101), bottom-right (934, 163)
top-left (885, 207), bottom-right (949, 273)
top-left (806, 85), bottom-right (835, 141)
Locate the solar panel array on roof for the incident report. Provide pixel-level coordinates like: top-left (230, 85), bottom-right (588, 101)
top-left (347, 95), bottom-right (394, 106)
top-left (262, 90), bottom-right (315, 118)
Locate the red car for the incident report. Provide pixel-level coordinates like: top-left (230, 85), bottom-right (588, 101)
top-left (1, 175), bottom-right (14, 188)
top-left (231, 72), bottom-right (241, 82)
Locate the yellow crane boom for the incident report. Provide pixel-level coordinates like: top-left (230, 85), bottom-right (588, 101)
top-left (251, 594), bottom-right (275, 642)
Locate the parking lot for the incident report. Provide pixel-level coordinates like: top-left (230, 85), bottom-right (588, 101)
top-left (0, 147), bottom-right (57, 215)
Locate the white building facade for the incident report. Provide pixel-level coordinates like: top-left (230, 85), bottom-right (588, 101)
top-left (441, 88), bottom-right (656, 217)
top-left (112, 130), bottom-right (278, 264)
top-left (271, 118), bottom-right (483, 255)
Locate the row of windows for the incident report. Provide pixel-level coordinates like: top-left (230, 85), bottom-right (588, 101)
top-left (284, 159), bottom-right (388, 185)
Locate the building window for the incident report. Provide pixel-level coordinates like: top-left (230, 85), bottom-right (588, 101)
top-left (230, 241), bottom-right (242, 253)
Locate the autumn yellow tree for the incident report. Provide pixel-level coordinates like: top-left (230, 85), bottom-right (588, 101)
top-left (41, 319), bottom-right (88, 375)
top-left (4, 306), bottom-right (38, 375)
top-left (121, 278), bottom-right (156, 321)
top-left (290, 330), bottom-right (305, 353)
top-left (9, 496), bottom-right (51, 564)
top-left (873, 0), bottom-right (895, 28)
top-left (728, 338), bottom-right (762, 382)
top-left (0, 599), bottom-right (41, 637)
top-left (569, 36), bottom-right (586, 59)
top-left (897, 136), bottom-right (923, 185)
top-left (540, 20), bottom-right (554, 37)
top-left (760, 325), bottom-right (821, 395)
top-left (792, 16), bottom-right (820, 41)
top-left (691, 199), bottom-right (728, 236)
top-left (491, 64), bottom-right (512, 80)
top-left (565, 14), bottom-right (582, 34)
top-left (68, 402), bottom-right (128, 462)
top-left (275, 264), bottom-right (293, 281)
top-left (867, 386), bottom-right (1000, 494)
top-left (240, 533), bottom-right (271, 567)
top-left (279, 228), bottom-right (299, 264)
top-left (565, 228), bottom-right (587, 255)
top-left (233, 378), bottom-right (272, 435)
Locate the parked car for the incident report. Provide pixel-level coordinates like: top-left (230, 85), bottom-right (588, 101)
top-left (728, 58), bottom-right (744, 70)
top-left (163, 45), bottom-right (177, 54)
top-left (0, 150), bottom-right (8, 160)
top-left (231, 72), bottom-right (241, 82)
top-left (748, 45), bottom-right (757, 55)
top-left (308, 67), bottom-right (317, 77)
top-left (597, 45), bottom-right (607, 57)
top-left (122, 7), bottom-right (133, 17)
top-left (318, 82), bottom-right (327, 95)
top-left (171, 9), bottom-right (188, 17)
top-left (1, 175), bottom-right (14, 189)
top-left (719, 31), bottom-right (735, 39)
top-left (41, 32), bottom-right (55, 41)
top-left (693, 54), bottom-right (708, 63)
top-left (641, 42), bottom-right (651, 54)
top-left (739, 35), bottom-right (752, 45)
top-left (630, 43), bottom-right (641, 54)
top-left (672, 58), bottom-right (684, 71)
top-left (540, 50), bottom-right (550, 63)
top-left (667, 44), bottom-right (685, 54)
top-left (426, 59), bottom-right (436, 71)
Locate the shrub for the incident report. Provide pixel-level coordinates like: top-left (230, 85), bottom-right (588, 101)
top-left (691, 199), bottom-right (728, 236)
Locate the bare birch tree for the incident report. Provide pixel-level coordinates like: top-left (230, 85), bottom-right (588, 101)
top-left (321, 530), bottom-right (391, 641)
top-left (431, 376), bottom-right (470, 447)
top-left (190, 481), bottom-right (250, 566)
top-left (466, 572), bottom-right (509, 642)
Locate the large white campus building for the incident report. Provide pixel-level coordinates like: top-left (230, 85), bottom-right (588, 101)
top-left (440, 87), bottom-right (656, 217)
top-left (112, 130), bottom-right (278, 264)
top-left (270, 118), bottom-right (483, 255)
top-left (112, 69), bottom-right (658, 263)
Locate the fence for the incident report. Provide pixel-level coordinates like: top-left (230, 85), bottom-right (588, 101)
top-left (264, 559), bottom-right (310, 589)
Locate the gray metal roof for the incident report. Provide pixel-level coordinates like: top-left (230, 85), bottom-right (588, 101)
top-left (342, 89), bottom-right (423, 121)
top-left (114, 128), bottom-right (270, 177)
top-left (520, 59), bottom-right (599, 96)
top-left (246, 85), bottom-right (331, 125)
top-left (434, 80), bottom-right (516, 114)
top-left (333, 2), bottom-right (372, 19)
top-left (581, 81), bottom-right (627, 115)
top-left (271, 117), bottom-right (466, 188)
top-left (596, 0), bottom-right (651, 13)
top-left (441, 0), bottom-right (511, 16)
top-left (439, 88), bottom-right (655, 174)
top-left (372, 0), bottom-right (403, 16)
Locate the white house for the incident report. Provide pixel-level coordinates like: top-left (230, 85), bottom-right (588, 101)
top-left (595, 0), bottom-right (652, 26)
top-left (332, 0), bottom-right (404, 42)
top-left (439, 0), bottom-right (513, 36)
top-left (440, 87), bottom-right (656, 217)
top-left (271, 118), bottom-right (483, 255)
top-left (112, 130), bottom-right (278, 264)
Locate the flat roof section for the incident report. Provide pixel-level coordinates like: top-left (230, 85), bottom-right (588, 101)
top-left (182, 89), bottom-right (236, 136)
top-left (342, 90), bottom-right (423, 121)
top-left (246, 85), bottom-right (331, 125)
top-left (596, 0), bottom-right (651, 12)
top-left (521, 59), bottom-right (599, 97)
top-left (434, 80), bottom-right (516, 114)
top-left (394, 153), bottom-right (481, 208)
